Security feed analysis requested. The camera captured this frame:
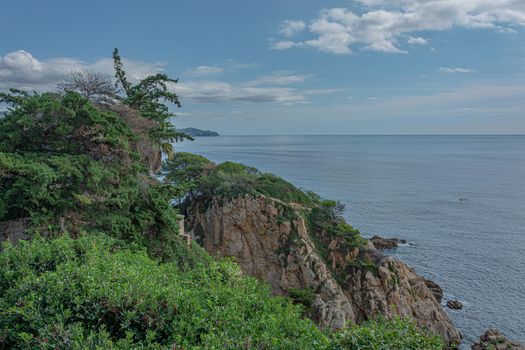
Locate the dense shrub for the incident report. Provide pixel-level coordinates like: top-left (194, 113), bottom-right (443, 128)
top-left (0, 235), bottom-right (329, 349)
top-left (330, 316), bottom-right (443, 350)
top-left (0, 91), bottom-right (196, 262)
top-left (164, 154), bottom-right (317, 207)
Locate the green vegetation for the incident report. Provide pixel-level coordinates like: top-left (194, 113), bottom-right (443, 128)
top-left (307, 200), bottom-right (370, 279)
top-left (0, 49), bottom-right (445, 349)
top-left (0, 89), bottom-right (196, 263)
top-left (163, 153), bottom-right (317, 206)
top-left (330, 316), bottom-right (443, 350)
top-left (0, 236), bottom-right (442, 350)
top-left (0, 236), bottom-right (327, 349)
top-left (112, 48), bottom-right (192, 159)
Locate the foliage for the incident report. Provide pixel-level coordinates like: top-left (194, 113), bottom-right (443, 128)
top-left (0, 90), bottom-right (195, 262)
top-left (0, 235), bottom-right (329, 350)
top-left (309, 200), bottom-right (364, 245)
top-left (163, 152), bottom-right (214, 186)
top-left (164, 154), bottom-right (318, 207)
top-left (112, 48), bottom-right (191, 159)
top-left (0, 90), bottom-right (134, 158)
top-left (306, 200), bottom-right (367, 276)
top-left (288, 287), bottom-right (316, 308)
top-left (330, 316), bottom-right (443, 350)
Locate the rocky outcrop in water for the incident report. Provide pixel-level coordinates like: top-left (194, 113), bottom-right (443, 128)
top-left (447, 300), bottom-right (463, 310)
top-left (471, 329), bottom-right (525, 350)
top-left (369, 235), bottom-right (407, 249)
top-left (185, 194), bottom-right (462, 346)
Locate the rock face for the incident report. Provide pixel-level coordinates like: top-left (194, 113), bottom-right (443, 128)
top-left (446, 300), bottom-right (463, 310)
top-left (369, 235), bottom-right (407, 249)
top-left (0, 218), bottom-right (30, 245)
top-left (425, 278), bottom-right (444, 303)
top-left (471, 329), bottom-right (525, 350)
top-left (185, 195), bottom-right (462, 346)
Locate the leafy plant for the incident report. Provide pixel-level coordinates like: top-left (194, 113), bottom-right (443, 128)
top-left (330, 316), bottom-right (443, 350)
top-left (0, 235), bottom-right (328, 350)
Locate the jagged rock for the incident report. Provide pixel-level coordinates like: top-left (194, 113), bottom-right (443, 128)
top-left (424, 278), bottom-right (444, 303)
top-left (446, 300), bottom-right (463, 310)
top-left (369, 235), bottom-right (407, 249)
top-left (185, 194), bottom-right (462, 346)
top-left (471, 329), bottom-right (525, 350)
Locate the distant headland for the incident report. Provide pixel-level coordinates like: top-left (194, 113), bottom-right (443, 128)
top-left (180, 127), bottom-right (219, 137)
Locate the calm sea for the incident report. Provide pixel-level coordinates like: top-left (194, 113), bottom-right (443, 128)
top-left (176, 135), bottom-right (525, 347)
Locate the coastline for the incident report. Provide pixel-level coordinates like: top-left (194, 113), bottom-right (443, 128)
top-left (176, 134), bottom-right (525, 347)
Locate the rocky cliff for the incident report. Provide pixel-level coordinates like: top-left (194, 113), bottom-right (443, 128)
top-left (185, 194), bottom-right (462, 346)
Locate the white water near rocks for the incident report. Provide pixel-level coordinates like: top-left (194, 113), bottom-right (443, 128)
top-left (176, 135), bottom-right (525, 348)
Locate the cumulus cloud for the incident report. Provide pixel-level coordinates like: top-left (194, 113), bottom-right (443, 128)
top-left (279, 20), bottom-right (306, 36)
top-left (407, 36), bottom-right (428, 45)
top-left (272, 1), bottom-right (525, 54)
top-left (439, 67), bottom-right (477, 73)
top-left (185, 65), bottom-right (223, 75)
top-left (0, 50), bottom-right (163, 91)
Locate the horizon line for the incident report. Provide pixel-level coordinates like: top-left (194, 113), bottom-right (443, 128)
top-left (215, 133), bottom-right (525, 137)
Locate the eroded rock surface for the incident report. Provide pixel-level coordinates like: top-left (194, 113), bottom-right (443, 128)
top-left (185, 194), bottom-right (462, 346)
top-left (425, 278), bottom-right (444, 303)
top-left (447, 300), bottom-right (463, 310)
top-left (471, 329), bottom-right (525, 350)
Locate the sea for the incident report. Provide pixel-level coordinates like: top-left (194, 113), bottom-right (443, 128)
top-left (176, 135), bottom-right (525, 348)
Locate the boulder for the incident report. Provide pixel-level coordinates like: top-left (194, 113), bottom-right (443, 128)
top-left (471, 329), bottom-right (525, 350)
top-left (369, 235), bottom-right (407, 249)
top-left (446, 300), bottom-right (463, 310)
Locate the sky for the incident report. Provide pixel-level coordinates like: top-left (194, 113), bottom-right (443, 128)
top-left (1, 0), bottom-right (524, 135)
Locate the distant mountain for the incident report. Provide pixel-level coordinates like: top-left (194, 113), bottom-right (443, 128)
top-left (180, 127), bottom-right (219, 137)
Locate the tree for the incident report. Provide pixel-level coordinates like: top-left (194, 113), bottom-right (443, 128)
top-left (57, 70), bottom-right (118, 102)
top-left (112, 48), bottom-right (192, 159)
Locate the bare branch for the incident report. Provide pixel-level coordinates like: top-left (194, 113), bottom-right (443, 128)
top-left (58, 70), bottom-right (119, 103)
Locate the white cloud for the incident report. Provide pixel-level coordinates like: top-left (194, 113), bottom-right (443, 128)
top-left (172, 80), bottom-right (330, 105)
top-left (185, 65), bottom-right (223, 75)
top-left (254, 72), bottom-right (309, 85)
top-left (279, 20), bottom-right (306, 36)
top-left (407, 36), bottom-right (428, 45)
top-left (439, 67), bottom-right (477, 73)
top-left (0, 50), bottom-right (338, 106)
top-left (0, 50), bottom-right (163, 91)
top-left (271, 40), bottom-right (299, 50)
top-left (273, 1), bottom-right (525, 54)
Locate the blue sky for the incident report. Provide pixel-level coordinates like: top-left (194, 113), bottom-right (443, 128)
top-left (1, 0), bottom-right (524, 134)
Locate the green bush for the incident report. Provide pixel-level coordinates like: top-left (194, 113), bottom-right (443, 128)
top-left (164, 154), bottom-right (318, 207)
top-left (0, 235), bottom-right (329, 349)
top-left (0, 91), bottom-right (198, 263)
top-left (288, 287), bottom-right (316, 308)
top-left (330, 316), bottom-right (443, 350)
